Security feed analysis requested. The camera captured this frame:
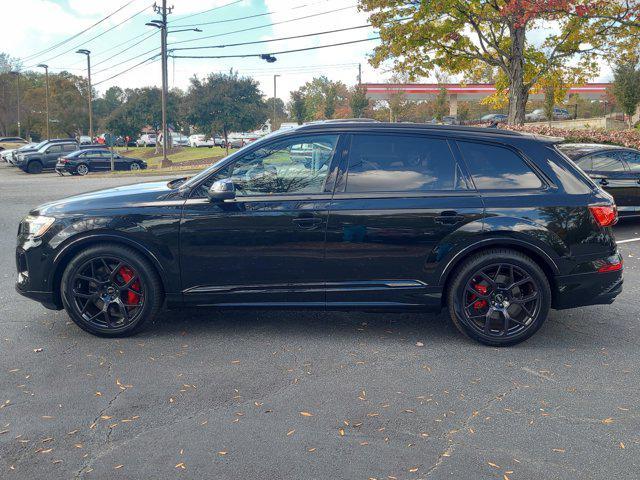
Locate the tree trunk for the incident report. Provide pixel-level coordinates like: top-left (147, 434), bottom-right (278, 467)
top-left (223, 127), bottom-right (229, 156)
top-left (507, 26), bottom-right (528, 126)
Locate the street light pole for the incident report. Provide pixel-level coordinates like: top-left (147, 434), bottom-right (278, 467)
top-left (37, 64), bottom-right (50, 140)
top-left (76, 49), bottom-right (93, 140)
top-left (273, 74), bottom-right (280, 131)
top-left (10, 71), bottom-right (20, 137)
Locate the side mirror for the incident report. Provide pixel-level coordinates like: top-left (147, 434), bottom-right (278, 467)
top-left (208, 178), bottom-right (236, 202)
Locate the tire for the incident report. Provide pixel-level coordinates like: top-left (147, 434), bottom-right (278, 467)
top-left (27, 161), bottom-right (43, 174)
top-left (447, 248), bottom-right (551, 347)
top-left (76, 163), bottom-right (89, 176)
top-left (130, 162), bottom-right (141, 171)
top-left (61, 244), bottom-right (164, 337)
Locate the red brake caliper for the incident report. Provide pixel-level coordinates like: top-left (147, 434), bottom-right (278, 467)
top-left (118, 266), bottom-right (142, 305)
top-left (472, 283), bottom-right (488, 310)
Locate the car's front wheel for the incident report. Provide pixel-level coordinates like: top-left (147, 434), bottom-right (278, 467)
top-left (447, 248), bottom-right (551, 347)
top-left (130, 162), bottom-right (141, 171)
top-left (27, 161), bottom-right (43, 174)
top-left (61, 244), bottom-right (163, 337)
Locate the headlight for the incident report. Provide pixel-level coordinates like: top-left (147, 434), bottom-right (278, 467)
top-left (21, 215), bottom-right (55, 237)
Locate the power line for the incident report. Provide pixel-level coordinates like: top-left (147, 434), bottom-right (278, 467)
top-left (170, 37), bottom-right (380, 59)
top-left (20, 0), bottom-right (141, 62)
top-left (91, 45), bottom-right (159, 76)
top-left (93, 54), bottom-right (160, 86)
top-left (171, 24), bottom-right (373, 51)
top-left (171, 0), bottom-right (332, 28)
top-left (170, 4), bottom-right (357, 46)
top-left (27, 2), bottom-right (154, 68)
top-left (169, 0), bottom-right (243, 23)
top-left (91, 30), bottom-right (158, 68)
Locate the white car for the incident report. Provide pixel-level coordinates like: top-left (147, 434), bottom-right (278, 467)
top-left (136, 134), bottom-right (157, 147)
top-left (1, 148), bottom-right (16, 163)
top-left (78, 135), bottom-right (92, 145)
top-left (189, 134), bottom-right (214, 148)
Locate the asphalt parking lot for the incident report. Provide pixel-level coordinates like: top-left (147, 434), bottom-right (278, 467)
top-left (0, 164), bottom-right (638, 480)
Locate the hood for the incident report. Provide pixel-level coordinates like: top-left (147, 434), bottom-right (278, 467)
top-left (32, 180), bottom-right (181, 216)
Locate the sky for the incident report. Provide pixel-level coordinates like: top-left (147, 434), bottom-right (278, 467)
top-left (4, 0), bottom-right (386, 100)
top-left (3, 0), bottom-right (613, 102)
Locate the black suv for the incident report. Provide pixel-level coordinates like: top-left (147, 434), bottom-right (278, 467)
top-left (15, 123), bottom-right (622, 346)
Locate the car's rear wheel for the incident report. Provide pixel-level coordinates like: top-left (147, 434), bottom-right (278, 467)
top-left (76, 163), bottom-right (89, 176)
top-left (447, 249), bottom-right (551, 347)
top-left (27, 161), bottom-right (43, 174)
top-left (61, 244), bottom-right (163, 337)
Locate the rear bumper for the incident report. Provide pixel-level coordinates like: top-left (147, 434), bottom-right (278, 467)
top-left (553, 265), bottom-right (623, 310)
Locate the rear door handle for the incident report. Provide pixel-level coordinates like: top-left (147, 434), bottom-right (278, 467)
top-left (293, 215), bottom-right (323, 230)
top-left (435, 211), bottom-right (465, 225)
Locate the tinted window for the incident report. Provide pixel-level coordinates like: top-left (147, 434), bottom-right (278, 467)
top-left (63, 144), bottom-right (77, 152)
top-left (47, 145), bottom-right (63, 154)
top-left (574, 155), bottom-right (592, 170)
top-left (617, 151), bottom-right (640, 171)
top-left (211, 135), bottom-right (338, 197)
top-left (458, 141), bottom-right (543, 189)
top-left (345, 134), bottom-right (462, 193)
top-left (589, 152), bottom-right (626, 172)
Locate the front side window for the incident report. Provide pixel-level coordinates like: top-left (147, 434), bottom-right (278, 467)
top-left (589, 152), bottom-right (626, 172)
top-left (47, 145), bottom-right (62, 154)
top-left (202, 135), bottom-right (338, 197)
top-left (345, 134), bottom-right (462, 193)
top-left (458, 141), bottom-right (543, 189)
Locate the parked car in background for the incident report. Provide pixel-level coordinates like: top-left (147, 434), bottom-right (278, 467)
top-left (136, 134), bottom-right (157, 147)
top-left (12, 139), bottom-right (76, 168)
top-left (170, 133), bottom-right (190, 147)
top-left (15, 141), bottom-right (80, 173)
top-left (189, 134), bottom-right (215, 148)
top-left (56, 149), bottom-right (147, 176)
top-left (1, 148), bottom-right (17, 163)
top-left (5, 142), bottom-right (39, 165)
top-left (223, 138), bottom-right (247, 149)
top-left (480, 113), bottom-right (508, 123)
top-left (525, 107), bottom-right (572, 122)
top-left (15, 122), bottom-right (622, 346)
top-left (558, 143), bottom-right (640, 216)
top-left (0, 136), bottom-right (28, 151)
top-left (78, 135), bottom-right (92, 145)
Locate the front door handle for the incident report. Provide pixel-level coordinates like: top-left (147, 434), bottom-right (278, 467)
top-left (599, 178), bottom-right (609, 186)
top-left (293, 215), bottom-right (323, 230)
top-left (435, 211), bottom-right (465, 225)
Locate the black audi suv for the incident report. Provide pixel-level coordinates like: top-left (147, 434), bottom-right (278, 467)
top-left (16, 122), bottom-right (622, 346)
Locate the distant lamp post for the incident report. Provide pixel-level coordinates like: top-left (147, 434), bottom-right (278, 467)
top-left (9, 71), bottom-right (20, 137)
top-left (37, 64), bottom-right (50, 139)
top-left (76, 49), bottom-right (93, 140)
top-left (273, 74), bottom-right (280, 131)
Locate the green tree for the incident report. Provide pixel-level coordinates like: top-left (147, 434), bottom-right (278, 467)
top-left (613, 60), bottom-right (640, 127)
top-left (349, 85), bottom-right (370, 118)
top-left (358, 0), bottom-right (617, 125)
top-left (266, 97), bottom-right (286, 129)
top-left (94, 86), bottom-right (125, 128)
top-left (288, 90), bottom-right (307, 125)
top-left (298, 76), bottom-right (349, 120)
top-left (433, 88), bottom-right (449, 121)
top-left (185, 71), bottom-right (268, 153)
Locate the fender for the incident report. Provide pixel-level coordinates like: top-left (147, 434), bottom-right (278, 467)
top-left (49, 231), bottom-right (177, 295)
top-left (438, 235), bottom-right (561, 286)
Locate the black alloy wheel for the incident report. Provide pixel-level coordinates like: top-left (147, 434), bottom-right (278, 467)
top-left (448, 249), bottom-right (551, 346)
top-left (61, 245), bottom-right (163, 336)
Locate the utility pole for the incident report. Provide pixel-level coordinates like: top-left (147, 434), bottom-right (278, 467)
top-left (358, 63), bottom-right (362, 85)
top-left (10, 71), bottom-right (20, 137)
top-left (148, 1), bottom-right (173, 167)
top-left (76, 49), bottom-right (93, 140)
top-left (37, 64), bottom-right (50, 139)
top-left (273, 74), bottom-right (280, 131)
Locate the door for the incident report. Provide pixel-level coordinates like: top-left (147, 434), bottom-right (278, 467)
top-left (179, 133), bottom-right (344, 307)
top-left (584, 151), bottom-right (637, 211)
top-left (615, 150), bottom-right (640, 213)
top-left (43, 144), bottom-right (63, 168)
top-left (324, 133), bottom-right (484, 310)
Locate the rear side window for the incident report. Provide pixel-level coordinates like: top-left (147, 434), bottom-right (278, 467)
top-left (458, 141), bottom-right (543, 189)
top-left (588, 152), bottom-right (626, 172)
top-left (345, 134), bottom-right (463, 193)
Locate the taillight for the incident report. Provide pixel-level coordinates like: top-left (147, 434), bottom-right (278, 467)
top-left (589, 205), bottom-right (617, 227)
top-left (59, 158), bottom-right (69, 164)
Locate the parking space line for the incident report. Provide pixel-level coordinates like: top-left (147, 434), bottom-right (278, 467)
top-left (617, 237), bottom-right (640, 244)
